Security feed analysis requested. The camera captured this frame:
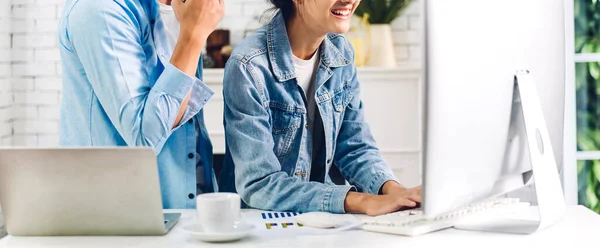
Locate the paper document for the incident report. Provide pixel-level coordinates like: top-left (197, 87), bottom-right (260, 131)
top-left (239, 210), bottom-right (362, 238)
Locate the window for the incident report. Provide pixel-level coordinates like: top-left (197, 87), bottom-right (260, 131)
top-left (575, 0), bottom-right (600, 213)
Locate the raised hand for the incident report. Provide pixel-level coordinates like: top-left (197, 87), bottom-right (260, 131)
top-left (172, 0), bottom-right (225, 41)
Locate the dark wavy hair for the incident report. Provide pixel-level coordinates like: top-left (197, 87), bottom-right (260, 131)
top-left (267, 0), bottom-right (296, 22)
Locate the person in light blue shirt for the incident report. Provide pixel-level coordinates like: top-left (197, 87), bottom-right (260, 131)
top-left (57, 0), bottom-right (224, 209)
top-left (219, 0), bottom-right (422, 216)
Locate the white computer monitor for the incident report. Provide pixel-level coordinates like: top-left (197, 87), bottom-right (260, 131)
top-left (421, 0), bottom-right (567, 233)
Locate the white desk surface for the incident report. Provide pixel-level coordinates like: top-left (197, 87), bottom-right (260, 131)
top-left (1, 205), bottom-right (598, 248)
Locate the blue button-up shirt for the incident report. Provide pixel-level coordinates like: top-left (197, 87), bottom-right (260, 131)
top-left (57, 0), bottom-right (215, 209)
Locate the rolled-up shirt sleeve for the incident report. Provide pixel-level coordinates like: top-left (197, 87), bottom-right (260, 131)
top-left (66, 0), bottom-right (213, 153)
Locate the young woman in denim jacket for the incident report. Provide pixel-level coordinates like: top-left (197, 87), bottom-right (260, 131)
top-left (219, 0), bottom-right (421, 216)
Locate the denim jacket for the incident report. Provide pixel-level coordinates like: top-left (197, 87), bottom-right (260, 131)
top-left (57, 0), bottom-right (215, 209)
top-left (218, 12), bottom-right (399, 213)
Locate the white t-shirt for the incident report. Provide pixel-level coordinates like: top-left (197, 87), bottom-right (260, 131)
top-left (293, 49), bottom-right (320, 135)
top-left (158, 3), bottom-right (207, 194)
top-left (294, 49), bottom-right (327, 182)
top-left (158, 3), bottom-right (180, 47)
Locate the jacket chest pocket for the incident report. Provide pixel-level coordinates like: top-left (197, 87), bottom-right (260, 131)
top-left (270, 107), bottom-right (302, 158)
top-left (331, 83), bottom-right (354, 125)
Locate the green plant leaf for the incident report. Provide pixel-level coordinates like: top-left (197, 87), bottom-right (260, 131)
top-left (384, 0), bottom-right (411, 24)
top-left (582, 42), bottom-right (597, 54)
top-left (353, 0), bottom-right (412, 24)
top-left (586, 183), bottom-right (599, 208)
top-left (354, 0), bottom-right (370, 20)
top-left (579, 181), bottom-right (587, 205)
top-left (593, 160), bottom-right (600, 184)
top-left (589, 62), bottom-right (600, 80)
top-left (576, 62), bottom-right (588, 91)
top-left (575, 37), bottom-right (588, 53)
top-left (590, 168), bottom-right (599, 194)
top-left (595, 183), bottom-right (600, 213)
top-left (372, 0), bottom-right (385, 23)
top-left (591, 129), bottom-right (600, 145)
top-left (577, 130), bottom-right (598, 151)
top-left (578, 161), bottom-right (589, 206)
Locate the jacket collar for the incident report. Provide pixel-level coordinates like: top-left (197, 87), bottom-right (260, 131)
top-left (267, 11), bottom-right (351, 83)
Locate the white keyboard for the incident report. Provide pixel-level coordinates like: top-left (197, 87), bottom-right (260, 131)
top-left (361, 197), bottom-right (530, 236)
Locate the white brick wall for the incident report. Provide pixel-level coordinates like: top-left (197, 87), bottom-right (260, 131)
top-left (8, 0), bottom-right (63, 147)
top-left (3, 0), bottom-right (421, 147)
top-left (0, 0), bottom-right (8, 239)
top-left (1, 0), bottom-right (11, 149)
top-left (392, 0), bottom-right (421, 67)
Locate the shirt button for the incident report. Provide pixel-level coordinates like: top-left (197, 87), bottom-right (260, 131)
top-left (150, 19), bottom-right (155, 24)
top-left (188, 153), bottom-right (194, 159)
top-left (327, 159), bottom-right (332, 164)
top-left (305, 124), bottom-right (309, 129)
top-left (188, 119), bottom-right (193, 124)
top-left (188, 193), bottom-right (194, 199)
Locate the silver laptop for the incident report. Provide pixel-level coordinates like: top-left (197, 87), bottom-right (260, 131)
top-left (0, 147), bottom-right (180, 236)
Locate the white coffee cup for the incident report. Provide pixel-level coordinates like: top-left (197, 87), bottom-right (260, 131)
top-left (196, 192), bottom-right (241, 233)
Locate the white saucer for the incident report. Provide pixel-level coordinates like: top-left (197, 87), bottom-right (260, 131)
top-left (183, 222), bottom-right (256, 243)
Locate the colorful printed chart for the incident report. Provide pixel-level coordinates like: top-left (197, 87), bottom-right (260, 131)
top-left (241, 210), bottom-right (358, 238)
top-left (264, 222), bottom-right (303, 230)
top-left (257, 211), bottom-right (304, 231)
top-left (261, 212), bottom-right (299, 219)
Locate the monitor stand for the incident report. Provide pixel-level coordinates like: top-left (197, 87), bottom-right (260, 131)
top-left (453, 70), bottom-right (567, 234)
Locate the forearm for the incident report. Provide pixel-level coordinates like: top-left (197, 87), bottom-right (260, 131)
top-left (171, 31), bottom-right (205, 76)
top-left (239, 173), bottom-right (353, 213)
top-left (123, 71), bottom-right (211, 152)
top-left (169, 31), bottom-right (207, 128)
top-left (344, 191), bottom-right (369, 213)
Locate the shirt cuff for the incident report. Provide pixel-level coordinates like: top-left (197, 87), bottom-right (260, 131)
top-left (323, 185), bottom-right (355, 214)
top-left (186, 76), bottom-right (214, 114)
top-left (369, 171), bottom-right (400, 195)
top-left (152, 62), bottom-right (214, 125)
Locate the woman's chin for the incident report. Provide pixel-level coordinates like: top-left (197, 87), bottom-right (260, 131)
top-left (329, 24), bottom-right (351, 34)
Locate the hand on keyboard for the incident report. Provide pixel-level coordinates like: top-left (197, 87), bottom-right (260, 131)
top-left (381, 183), bottom-right (422, 203)
top-left (362, 194), bottom-right (420, 216)
top-left (351, 182), bottom-right (422, 216)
